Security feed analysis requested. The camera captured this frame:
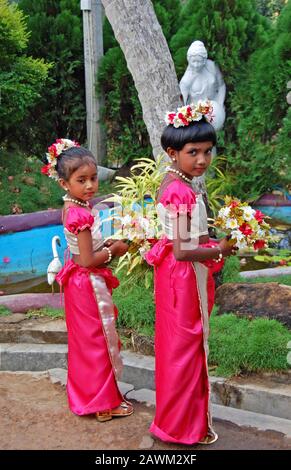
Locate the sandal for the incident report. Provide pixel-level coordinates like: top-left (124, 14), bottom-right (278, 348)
top-left (197, 430), bottom-right (218, 445)
top-left (96, 401), bottom-right (134, 422)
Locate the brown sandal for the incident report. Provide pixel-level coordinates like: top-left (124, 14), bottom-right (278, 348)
top-left (96, 401), bottom-right (134, 422)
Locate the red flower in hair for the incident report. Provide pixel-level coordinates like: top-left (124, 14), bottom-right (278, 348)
top-left (41, 163), bottom-right (51, 175)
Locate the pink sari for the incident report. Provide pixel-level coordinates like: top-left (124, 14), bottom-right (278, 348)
top-left (56, 207), bottom-right (123, 415)
top-left (145, 181), bottom-right (223, 444)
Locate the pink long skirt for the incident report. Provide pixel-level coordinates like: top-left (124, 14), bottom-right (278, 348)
top-left (57, 259), bottom-right (123, 415)
top-left (146, 240), bottom-right (218, 444)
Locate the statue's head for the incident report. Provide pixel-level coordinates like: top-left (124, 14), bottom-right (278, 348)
top-left (187, 41), bottom-right (207, 72)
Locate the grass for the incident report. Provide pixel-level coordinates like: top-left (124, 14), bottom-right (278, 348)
top-left (0, 150), bottom-right (117, 215)
top-left (222, 256), bottom-right (243, 283)
top-left (209, 309), bottom-right (291, 377)
top-left (113, 276), bottom-right (155, 336)
top-left (0, 305), bottom-right (12, 316)
top-left (245, 275), bottom-right (291, 286)
top-left (26, 307), bottom-right (64, 319)
top-left (112, 273), bottom-right (291, 377)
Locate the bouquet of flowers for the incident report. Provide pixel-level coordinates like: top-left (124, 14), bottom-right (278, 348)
top-left (103, 157), bottom-right (166, 287)
top-left (214, 196), bottom-right (271, 250)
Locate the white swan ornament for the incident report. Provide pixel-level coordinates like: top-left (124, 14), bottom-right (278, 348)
top-left (47, 236), bottom-right (62, 287)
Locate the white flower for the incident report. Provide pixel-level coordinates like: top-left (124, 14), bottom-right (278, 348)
top-left (121, 214), bottom-right (132, 226)
top-left (177, 105), bottom-right (187, 115)
top-left (226, 218), bottom-right (239, 229)
top-left (218, 207), bottom-right (231, 218)
top-left (173, 116), bottom-right (183, 128)
top-left (242, 206), bottom-right (255, 221)
top-left (192, 112), bottom-right (202, 122)
top-left (231, 230), bottom-right (244, 241)
top-left (138, 216), bottom-right (150, 231)
top-left (235, 239), bottom-right (247, 250)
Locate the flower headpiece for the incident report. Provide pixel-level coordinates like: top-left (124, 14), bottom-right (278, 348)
top-left (41, 138), bottom-right (80, 180)
top-left (165, 100), bottom-right (214, 128)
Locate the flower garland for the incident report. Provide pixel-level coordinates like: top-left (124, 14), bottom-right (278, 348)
top-left (165, 100), bottom-right (214, 128)
top-left (41, 138), bottom-right (80, 180)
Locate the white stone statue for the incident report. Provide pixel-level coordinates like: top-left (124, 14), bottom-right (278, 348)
top-left (180, 41), bottom-right (226, 131)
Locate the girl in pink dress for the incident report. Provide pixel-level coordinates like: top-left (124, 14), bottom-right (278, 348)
top-left (145, 105), bottom-right (236, 445)
top-left (42, 139), bottom-right (133, 422)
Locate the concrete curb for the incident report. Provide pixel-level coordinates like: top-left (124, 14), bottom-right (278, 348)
top-left (1, 345), bottom-right (290, 421)
top-left (0, 343), bottom-right (67, 371)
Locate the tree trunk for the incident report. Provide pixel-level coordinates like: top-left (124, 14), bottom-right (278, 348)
top-left (101, 0), bottom-right (180, 158)
top-left (101, 0), bottom-right (206, 194)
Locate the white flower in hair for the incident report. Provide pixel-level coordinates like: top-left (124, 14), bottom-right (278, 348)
top-left (165, 100), bottom-right (214, 128)
top-left (41, 138), bottom-right (80, 180)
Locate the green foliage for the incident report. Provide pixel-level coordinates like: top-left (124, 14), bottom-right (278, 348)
top-left (228, 1), bottom-right (291, 198)
top-left (206, 156), bottom-right (235, 215)
top-left (0, 149), bottom-right (117, 215)
top-left (0, 305), bottom-right (11, 316)
top-left (113, 275), bottom-right (291, 376)
top-left (254, 248), bottom-right (291, 266)
top-left (0, 150), bottom-right (64, 215)
top-left (256, 0), bottom-right (287, 19)
top-left (98, 46), bottom-right (151, 166)
top-left (209, 313), bottom-right (291, 376)
top-left (113, 275), bottom-right (155, 335)
top-left (26, 307), bottom-right (64, 318)
top-left (153, 0), bottom-right (182, 42)
top-left (98, 0), bottom-right (182, 166)
top-left (171, 0), bottom-right (268, 81)
top-left (0, 0), bottom-right (28, 64)
top-left (0, 0), bottom-right (50, 145)
top-left (17, 0), bottom-right (86, 154)
top-left (222, 256), bottom-right (243, 283)
top-left (105, 157), bottom-right (166, 286)
top-left (245, 274), bottom-right (291, 285)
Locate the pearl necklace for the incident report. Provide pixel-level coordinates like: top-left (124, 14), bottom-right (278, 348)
top-left (63, 195), bottom-right (89, 208)
top-left (166, 167), bottom-right (193, 184)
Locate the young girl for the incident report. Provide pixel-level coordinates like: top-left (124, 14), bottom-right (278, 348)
top-left (42, 139), bottom-right (133, 422)
top-left (145, 104), bottom-right (236, 445)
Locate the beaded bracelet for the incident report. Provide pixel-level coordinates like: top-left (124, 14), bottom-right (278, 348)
top-left (215, 246), bottom-right (223, 263)
top-left (103, 246), bottom-right (112, 264)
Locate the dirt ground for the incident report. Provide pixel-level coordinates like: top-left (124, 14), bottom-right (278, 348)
top-left (0, 372), bottom-right (290, 451)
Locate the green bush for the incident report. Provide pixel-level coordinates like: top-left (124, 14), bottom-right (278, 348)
top-left (171, 0), bottom-right (268, 81)
top-left (228, 1), bottom-right (291, 199)
top-left (0, 0), bottom-right (50, 146)
top-left (209, 312), bottom-right (291, 376)
top-left (222, 256), bottom-right (243, 283)
top-left (17, 0), bottom-right (86, 154)
top-left (98, 0), bottom-right (182, 167)
top-left (0, 151), bottom-right (64, 215)
top-left (113, 277), bottom-right (155, 336)
top-left (0, 305), bottom-right (11, 316)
